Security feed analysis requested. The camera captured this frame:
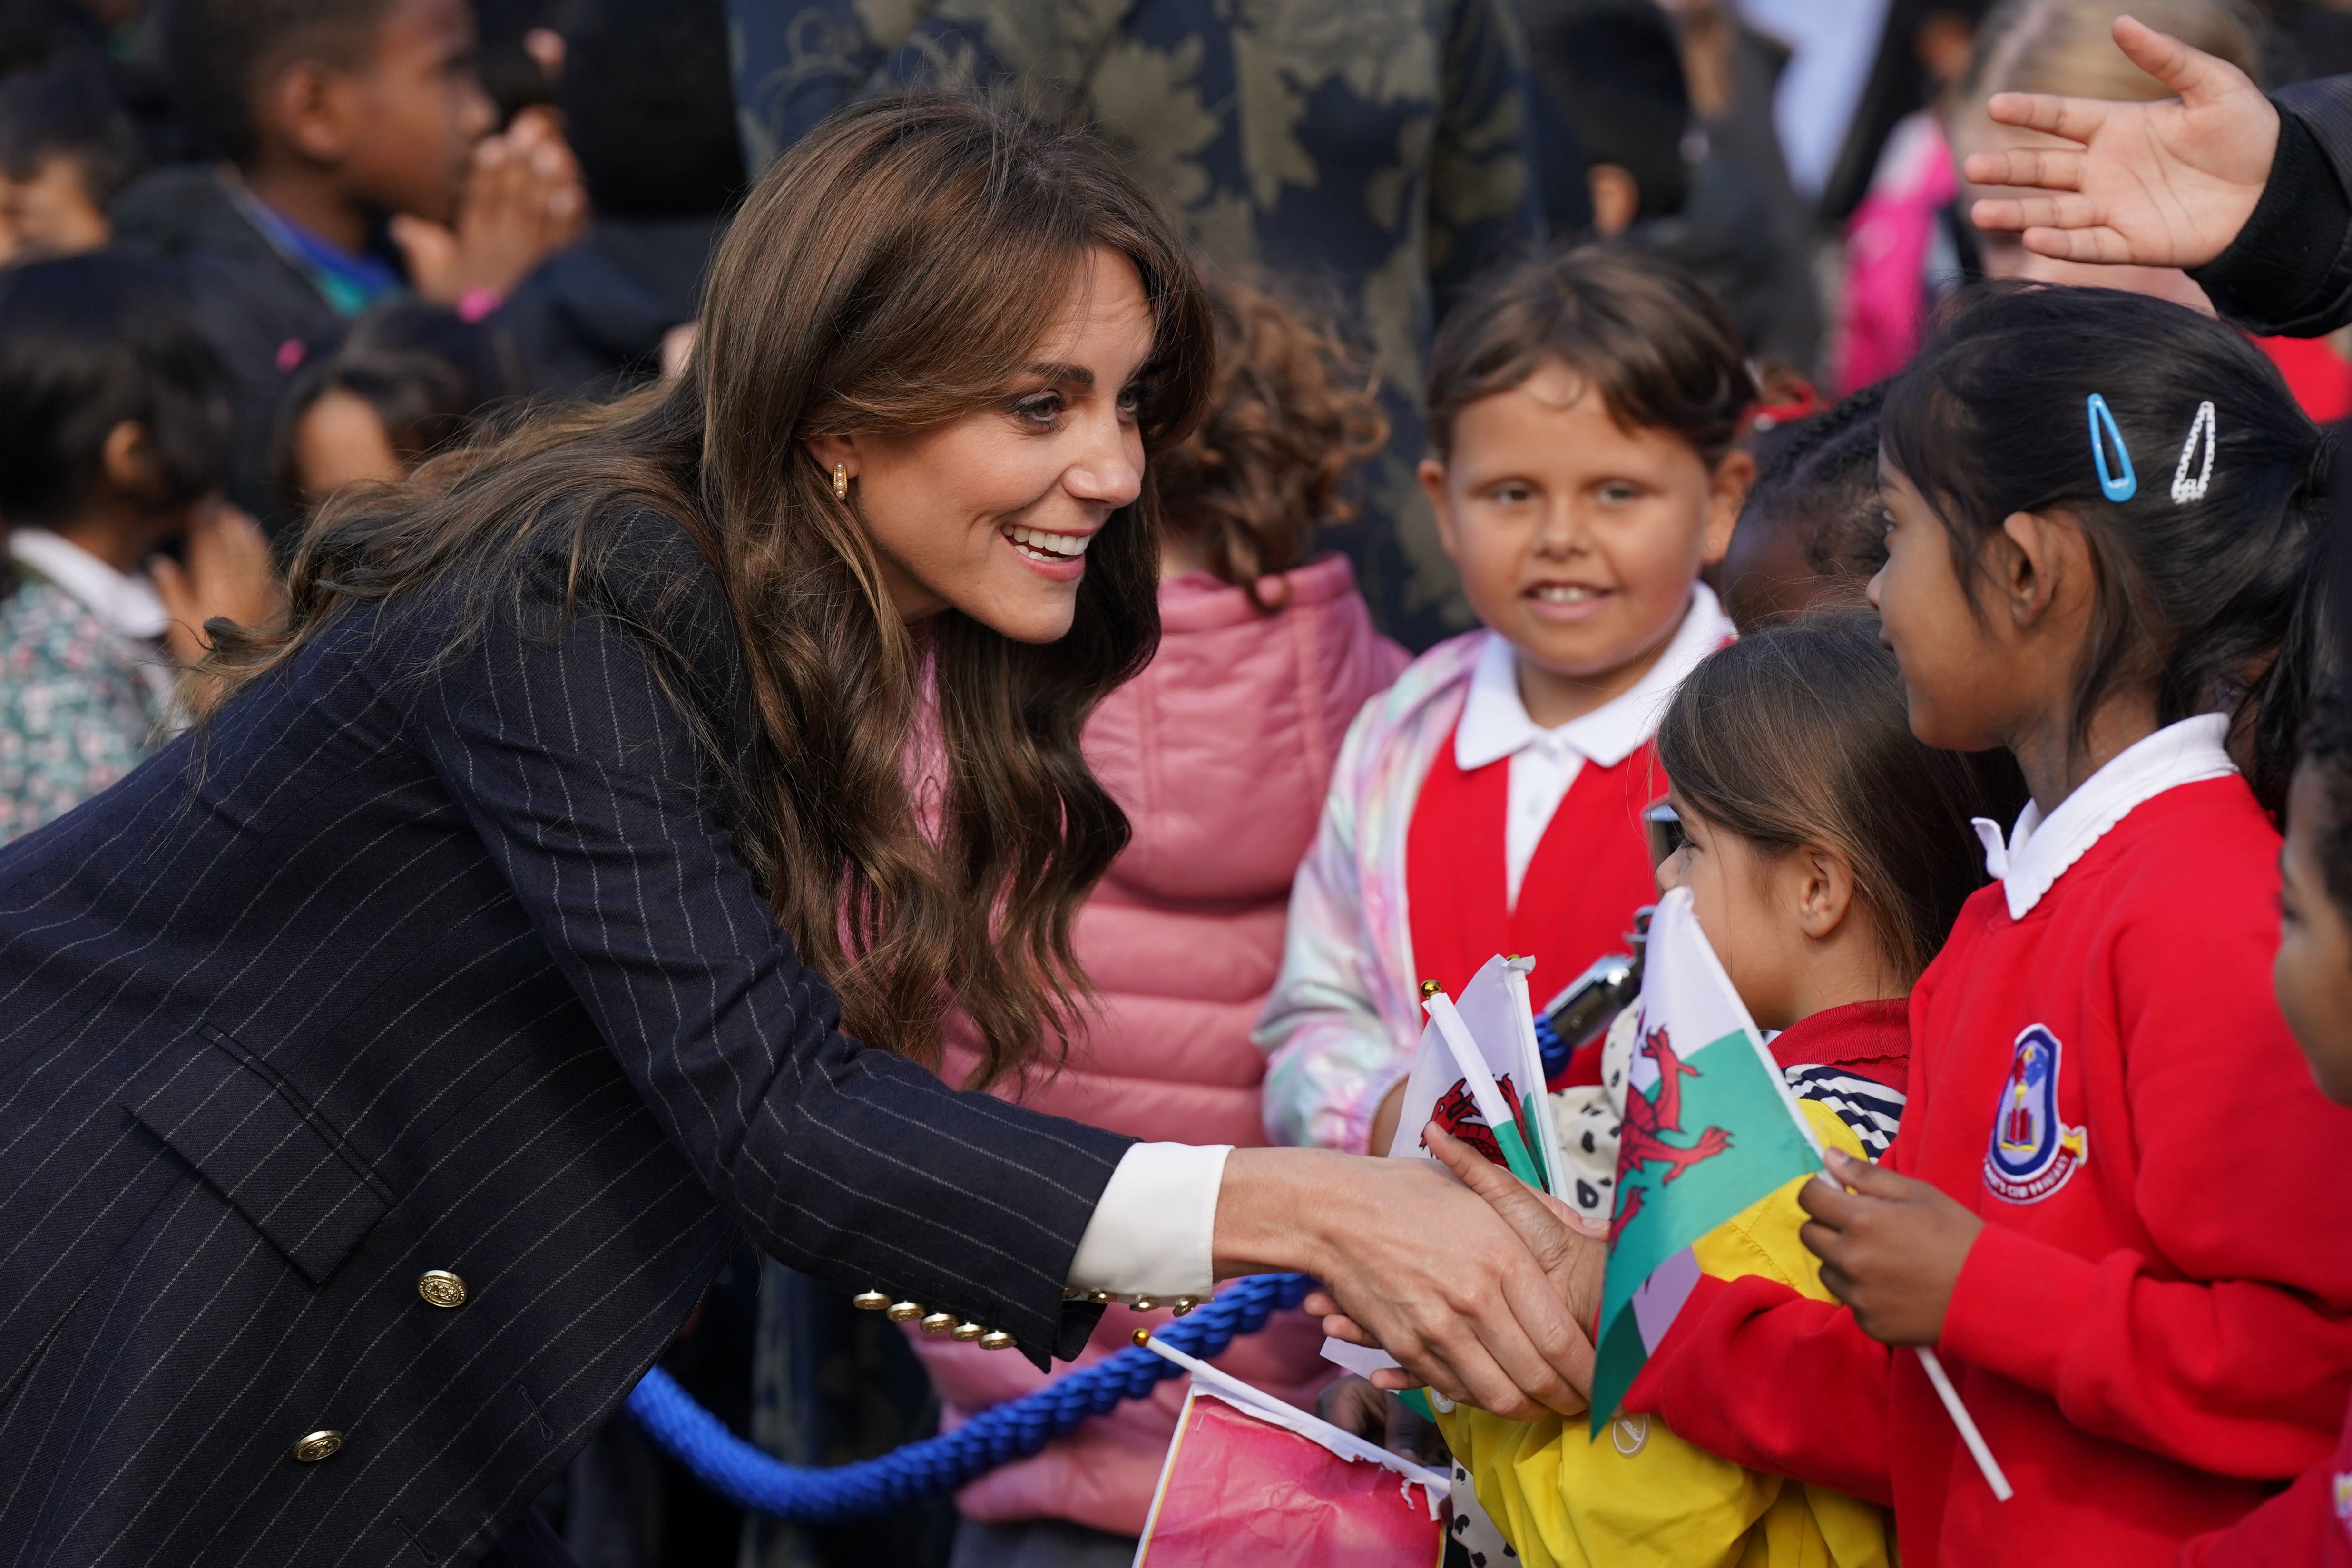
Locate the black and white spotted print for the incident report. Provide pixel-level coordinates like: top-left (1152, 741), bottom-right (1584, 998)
top-left (1447, 1464), bottom-right (1519, 1567)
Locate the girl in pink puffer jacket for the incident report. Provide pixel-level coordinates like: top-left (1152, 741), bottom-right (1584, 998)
top-left (917, 280), bottom-right (1408, 1565)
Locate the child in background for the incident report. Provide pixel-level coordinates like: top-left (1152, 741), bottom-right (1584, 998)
top-left (1717, 385), bottom-right (1888, 631)
top-left (273, 300), bottom-right (524, 527)
top-left (1428, 610), bottom-right (2016, 1568)
top-left (864, 278), bottom-right (1404, 1567)
top-left (114, 0), bottom-right (580, 518)
top-left (1478, 284), bottom-right (2352, 1567)
top-left (2182, 695), bottom-right (2352, 1566)
top-left (493, 0), bottom-right (744, 399)
top-left (1258, 245), bottom-right (1751, 1159)
top-left (0, 254), bottom-right (278, 843)
top-left (0, 59), bottom-right (142, 262)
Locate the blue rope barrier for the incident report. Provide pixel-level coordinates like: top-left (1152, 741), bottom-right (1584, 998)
top-left (626, 1272), bottom-right (1315, 1525)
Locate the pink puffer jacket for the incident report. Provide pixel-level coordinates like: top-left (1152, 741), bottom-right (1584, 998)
top-left (910, 554), bottom-right (1407, 1537)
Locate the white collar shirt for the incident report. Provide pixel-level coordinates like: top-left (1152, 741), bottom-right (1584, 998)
top-left (1456, 583), bottom-right (1734, 909)
top-left (8, 528), bottom-right (171, 643)
top-left (8, 528), bottom-right (177, 711)
top-left (1970, 713), bottom-right (2236, 921)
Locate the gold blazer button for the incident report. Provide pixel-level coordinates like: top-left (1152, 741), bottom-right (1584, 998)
top-left (950, 1321), bottom-right (985, 1342)
top-left (852, 1291), bottom-right (891, 1311)
top-left (978, 1330), bottom-right (1016, 1352)
top-left (290, 1430), bottom-right (344, 1463)
top-left (884, 1301), bottom-right (923, 1323)
top-left (417, 1270), bottom-right (469, 1309)
top-left (919, 1313), bottom-right (957, 1334)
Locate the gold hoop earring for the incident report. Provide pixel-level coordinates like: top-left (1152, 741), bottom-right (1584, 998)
top-left (833, 462), bottom-right (849, 501)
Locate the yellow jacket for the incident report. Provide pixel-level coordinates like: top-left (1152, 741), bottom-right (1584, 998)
top-left (1435, 1098), bottom-right (1892, 1568)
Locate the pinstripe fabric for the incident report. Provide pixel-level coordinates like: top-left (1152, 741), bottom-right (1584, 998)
top-left (0, 511), bottom-right (1129, 1567)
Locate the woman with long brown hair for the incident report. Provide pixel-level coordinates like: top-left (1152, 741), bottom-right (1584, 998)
top-left (0, 98), bottom-right (1588, 1568)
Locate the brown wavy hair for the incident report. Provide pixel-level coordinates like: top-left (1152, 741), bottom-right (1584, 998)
top-left (194, 97), bottom-right (1214, 1085)
top-left (1151, 278), bottom-right (1387, 611)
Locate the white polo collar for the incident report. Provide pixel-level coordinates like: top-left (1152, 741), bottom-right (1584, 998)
top-left (1971, 713), bottom-right (2236, 921)
top-left (8, 528), bottom-right (169, 642)
top-left (1456, 584), bottom-right (1733, 772)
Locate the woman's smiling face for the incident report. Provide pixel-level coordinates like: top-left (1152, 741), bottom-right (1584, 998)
top-left (820, 245), bottom-right (1156, 644)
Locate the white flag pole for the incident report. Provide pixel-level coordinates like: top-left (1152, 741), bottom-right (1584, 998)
top-left (1916, 1346), bottom-right (2014, 1501)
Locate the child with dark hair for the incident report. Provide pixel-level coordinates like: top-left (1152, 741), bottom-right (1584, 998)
top-left (891, 275), bottom-right (1406, 1564)
top-left (274, 300), bottom-right (524, 520)
top-left (1261, 244), bottom-right (1752, 1159)
top-left (0, 58), bottom-right (143, 262)
top-left (493, 0), bottom-right (740, 397)
top-left (1494, 283), bottom-right (2352, 1566)
top-left (1717, 383), bottom-right (1889, 630)
top-left (0, 253), bottom-right (277, 843)
top-left (2180, 690), bottom-right (2352, 1566)
top-left (1426, 608), bottom-right (2018, 1568)
top-left (112, 0), bottom-right (580, 516)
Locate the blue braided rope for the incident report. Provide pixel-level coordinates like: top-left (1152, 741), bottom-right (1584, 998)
top-left (626, 1273), bottom-right (1315, 1525)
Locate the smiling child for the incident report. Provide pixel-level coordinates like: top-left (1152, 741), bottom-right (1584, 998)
top-left (1258, 245), bottom-right (1754, 1158)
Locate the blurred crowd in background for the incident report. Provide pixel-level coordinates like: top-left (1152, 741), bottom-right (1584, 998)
top-left (3, 0), bottom-right (2350, 1563)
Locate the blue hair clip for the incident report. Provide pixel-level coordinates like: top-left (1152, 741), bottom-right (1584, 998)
top-left (2087, 393), bottom-right (2136, 502)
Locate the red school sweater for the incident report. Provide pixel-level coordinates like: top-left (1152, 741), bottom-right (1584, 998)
top-left (2180, 1387), bottom-right (2352, 1566)
top-left (1625, 776), bottom-right (2352, 1568)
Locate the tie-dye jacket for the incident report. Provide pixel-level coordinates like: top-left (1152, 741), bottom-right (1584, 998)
top-left (1256, 627), bottom-right (1487, 1152)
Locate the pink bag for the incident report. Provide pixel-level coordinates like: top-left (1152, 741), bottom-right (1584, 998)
top-left (1133, 1390), bottom-right (1447, 1567)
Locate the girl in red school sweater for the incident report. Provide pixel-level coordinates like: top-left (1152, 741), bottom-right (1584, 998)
top-left (1432, 283), bottom-right (2352, 1568)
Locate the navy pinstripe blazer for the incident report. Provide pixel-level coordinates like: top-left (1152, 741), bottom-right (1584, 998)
top-left (0, 511), bottom-right (1130, 1567)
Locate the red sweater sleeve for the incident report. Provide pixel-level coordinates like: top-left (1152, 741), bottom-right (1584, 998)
top-left (1623, 1272), bottom-right (1896, 1506)
top-left (1939, 844), bottom-right (2352, 1480)
top-left (2176, 1458), bottom-right (2337, 1567)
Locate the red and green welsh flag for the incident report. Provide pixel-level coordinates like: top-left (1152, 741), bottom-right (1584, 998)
top-left (1589, 885), bottom-right (1825, 1434)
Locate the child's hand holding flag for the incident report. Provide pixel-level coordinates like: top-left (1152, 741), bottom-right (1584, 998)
top-left (1799, 1146), bottom-right (1986, 1345)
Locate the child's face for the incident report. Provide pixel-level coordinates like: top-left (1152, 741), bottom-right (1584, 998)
top-left (2276, 761), bottom-right (2352, 1106)
top-left (0, 156), bottom-right (108, 259)
top-left (293, 389), bottom-right (404, 504)
top-left (1422, 361), bottom-right (1742, 698)
top-left (1869, 464), bottom-right (2012, 751)
top-left (1656, 796), bottom-right (1808, 1032)
top-left (334, 0), bottom-right (495, 225)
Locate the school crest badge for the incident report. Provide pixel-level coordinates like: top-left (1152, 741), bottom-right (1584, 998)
top-left (1983, 1024), bottom-right (2088, 1204)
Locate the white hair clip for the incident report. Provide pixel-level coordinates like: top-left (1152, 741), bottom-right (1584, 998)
top-left (2171, 400), bottom-right (2217, 504)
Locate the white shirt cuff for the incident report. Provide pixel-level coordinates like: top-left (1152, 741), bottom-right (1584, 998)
top-left (1065, 1142), bottom-right (1230, 1299)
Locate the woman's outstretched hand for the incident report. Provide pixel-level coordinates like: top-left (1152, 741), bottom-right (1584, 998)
top-left (1215, 1143), bottom-right (1596, 1421)
top-left (1963, 15), bottom-right (2278, 270)
top-left (1278, 1125), bottom-right (1608, 1417)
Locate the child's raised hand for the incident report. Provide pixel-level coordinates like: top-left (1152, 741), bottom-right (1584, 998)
top-left (1798, 1148), bottom-right (1985, 1346)
top-left (397, 108), bottom-right (587, 308)
top-left (150, 499), bottom-right (282, 666)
